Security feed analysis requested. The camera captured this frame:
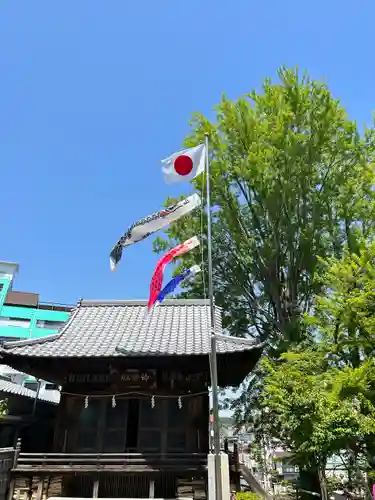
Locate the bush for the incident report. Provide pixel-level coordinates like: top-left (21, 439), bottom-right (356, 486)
top-left (236, 492), bottom-right (261, 500)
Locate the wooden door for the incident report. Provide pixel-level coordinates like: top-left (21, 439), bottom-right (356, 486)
top-left (138, 398), bottom-right (163, 451)
top-left (75, 399), bottom-right (103, 452)
top-left (166, 399), bottom-right (188, 452)
top-left (103, 398), bottom-right (128, 452)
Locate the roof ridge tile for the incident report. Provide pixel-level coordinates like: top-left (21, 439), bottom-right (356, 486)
top-left (1, 302), bottom-right (260, 359)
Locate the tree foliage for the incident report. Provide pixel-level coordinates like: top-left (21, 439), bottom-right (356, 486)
top-left (154, 66), bottom-right (375, 495)
top-left (154, 66), bottom-right (375, 349)
top-left (259, 242), bottom-right (375, 496)
top-left (0, 399), bottom-right (7, 416)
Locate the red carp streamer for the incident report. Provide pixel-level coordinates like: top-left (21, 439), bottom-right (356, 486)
top-left (148, 236), bottom-right (200, 310)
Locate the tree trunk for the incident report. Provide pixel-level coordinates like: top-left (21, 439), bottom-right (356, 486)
top-left (317, 468), bottom-right (329, 500)
top-left (298, 468), bottom-right (321, 500)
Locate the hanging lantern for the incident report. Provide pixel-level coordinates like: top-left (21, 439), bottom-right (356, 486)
top-left (84, 396), bottom-right (89, 409)
top-left (178, 396), bottom-right (182, 409)
top-left (112, 395), bottom-right (116, 408)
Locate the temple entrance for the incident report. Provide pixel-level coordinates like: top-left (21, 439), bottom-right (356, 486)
top-left (125, 398), bottom-right (139, 450)
top-left (73, 397), bottom-right (195, 454)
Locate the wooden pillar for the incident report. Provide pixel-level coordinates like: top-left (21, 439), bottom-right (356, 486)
top-left (62, 429), bottom-right (68, 452)
top-left (36, 478), bottom-right (43, 500)
top-left (149, 479), bottom-right (155, 499)
top-left (233, 442), bottom-right (241, 492)
top-left (224, 438), bottom-right (229, 454)
top-left (13, 439), bottom-right (21, 469)
top-left (26, 478), bottom-right (32, 500)
top-left (92, 478), bottom-right (99, 498)
top-left (44, 477), bottom-right (51, 500)
top-left (7, 439), bottom-right (23, 500)
top-left (6, 479), bottom-right (15, 500)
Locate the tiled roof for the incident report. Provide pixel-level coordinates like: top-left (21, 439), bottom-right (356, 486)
top-left (0, 379), bottom-right (60, 405)
top-left (37, 389), bottom-right (61, 405)
top-left (1, 299), bottom-right (259, 358)
top-left (0, 365), bottom-right (23, 377)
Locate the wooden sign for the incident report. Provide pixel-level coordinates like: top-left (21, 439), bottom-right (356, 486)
top-left (65, 373), bottom-right (110, 384)
top-left (118, 369), bottom-right (157, 389)
top-left (161, 370), bottom-right (207, 388)
top-left (64, 369), bottom-right (157, 388)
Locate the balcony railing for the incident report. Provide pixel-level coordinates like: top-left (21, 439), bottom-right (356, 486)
top-left (13, 452), bottom-right (208, 473)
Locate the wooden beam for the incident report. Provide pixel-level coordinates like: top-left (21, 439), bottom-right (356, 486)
top-left (14, 465), bottom-right (207, 473)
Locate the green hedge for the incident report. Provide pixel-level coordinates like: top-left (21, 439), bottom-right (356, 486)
top-left (236, 492), bottom-right (261, 500)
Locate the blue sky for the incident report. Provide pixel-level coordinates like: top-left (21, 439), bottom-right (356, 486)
top-left (1, 0), bottom-right (375, 305)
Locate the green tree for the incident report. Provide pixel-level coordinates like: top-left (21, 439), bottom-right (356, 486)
top-left (259, 349), bottom-right (375, 498)
top-left (0, 399), bottom-right (8, 416)
top-left (259, 242), bottom-right (375, 498)
top-left (154, 66), bottom-right (375, 350)
top-left (313, 239), bottom-right (375, 368)
top-left (314, 241), bottom-right (375, 495)
top-left (154, 66), bottom-right (375, 496)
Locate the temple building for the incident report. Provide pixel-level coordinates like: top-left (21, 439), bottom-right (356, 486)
top-left (0, 298), bottom-right (262, 499)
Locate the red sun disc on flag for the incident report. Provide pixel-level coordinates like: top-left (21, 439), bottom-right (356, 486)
top-left (174, 155), bottom-right (193, 176)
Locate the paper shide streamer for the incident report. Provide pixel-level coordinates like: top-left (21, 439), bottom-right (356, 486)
top-left (148, 237), bottom-right (200, 311)
top-left (109, 193), bottom-right (201, 271)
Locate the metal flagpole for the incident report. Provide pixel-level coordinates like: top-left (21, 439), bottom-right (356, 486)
top-left (204, 133), bottom-right (222, 500)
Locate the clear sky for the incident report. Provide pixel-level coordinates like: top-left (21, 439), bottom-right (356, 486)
top-left (1, 1), bottom-right (374, 305)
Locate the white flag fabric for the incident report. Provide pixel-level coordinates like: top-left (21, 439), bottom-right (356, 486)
top-left (161, 144), bottom-right (205, 184)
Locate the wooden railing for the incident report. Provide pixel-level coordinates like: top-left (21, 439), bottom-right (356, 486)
top-left (0, 448), bottom-right (14, 500)
top-left (13, 452), bottom-right (208, 473)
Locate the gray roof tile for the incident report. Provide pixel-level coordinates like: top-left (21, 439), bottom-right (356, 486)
top-left (2, 299), bottom-right (259, 358)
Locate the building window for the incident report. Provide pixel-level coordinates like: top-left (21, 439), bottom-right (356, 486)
top-left (24, 382), bottom-right (39, 391)
top-left (0, 337), bottom-right (17, 346)
top-left (45, 383), bottom-right (58, 390)
top-left (35, 320), bottom-right (63, 329)
top-left (0, 317), bottom-right (31, 328)
top-left (283, 466), bottom-right (296, 473)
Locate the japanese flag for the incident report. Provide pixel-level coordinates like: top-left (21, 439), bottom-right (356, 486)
top-left (161, 144), bottom-right (205, 184)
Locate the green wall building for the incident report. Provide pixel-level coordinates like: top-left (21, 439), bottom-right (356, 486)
top-left (0, 261), bottom-right (72, 397)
